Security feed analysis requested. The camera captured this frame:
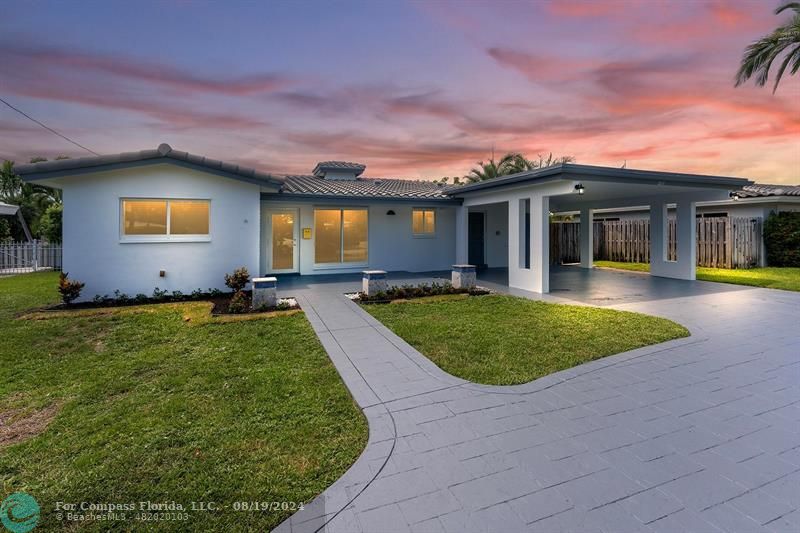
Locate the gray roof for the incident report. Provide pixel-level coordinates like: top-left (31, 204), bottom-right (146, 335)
top-left (448, 163), bottom-right (752, 195)
top-left (14, 143), bottom-right (284, 187)
top-left (312, 161), bottom-right (366, 177)
top-left (738, 183), bottom-right (800, 198)
top-left (277, 175), bottom-right (453, 201)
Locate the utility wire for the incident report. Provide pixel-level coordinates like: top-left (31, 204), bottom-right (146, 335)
top-left (0, 96), bottom-right (100, 156)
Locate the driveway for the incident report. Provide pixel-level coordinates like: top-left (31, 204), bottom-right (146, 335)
top-left (275, 269), bottom-right (800, 532)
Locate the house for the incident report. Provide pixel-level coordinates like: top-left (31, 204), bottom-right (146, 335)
top-left (15, 143), bottom-right (751, 299)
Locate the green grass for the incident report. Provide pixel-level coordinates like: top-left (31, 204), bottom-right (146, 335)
top-left (594, 261), bottom-right (800, 292)
top-left (0, 272), bottom-right (367, 531)
top-left (363, 294), bottom-right (688, 385)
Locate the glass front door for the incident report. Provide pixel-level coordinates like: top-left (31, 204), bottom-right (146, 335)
top-left (269, 210), bottom-right (298, 272)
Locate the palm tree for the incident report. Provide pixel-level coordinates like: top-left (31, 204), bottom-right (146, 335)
top-left (464, 152), bottom-right (519, 182)
top-left (735, 2), bottom-right (800, 93)
top-left (1, 160), bottom-right (62, 240)
top-left (505, 152), bottom-right (576, 173)
top-left (464, 152), bottom-right (575, 183)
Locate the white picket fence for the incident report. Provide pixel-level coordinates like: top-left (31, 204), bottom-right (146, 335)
top-left (0, 240), bottom-right (62, 274)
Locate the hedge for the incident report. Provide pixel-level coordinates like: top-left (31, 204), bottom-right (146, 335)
top-left (764, 211), bottom-right (800, 267)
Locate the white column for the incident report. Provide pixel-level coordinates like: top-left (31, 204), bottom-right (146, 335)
top-left (530, 195), bottom-right (549, 293)
top-left (579, 207), bottom-right (593, 268)
top-left (455, 205), bottom-right (468, 264)
top-left (649, 200), bottom-right (667, 270)
top-left (676, 201), bottom-right (696, 280)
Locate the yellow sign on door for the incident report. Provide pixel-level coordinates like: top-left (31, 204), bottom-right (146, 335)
top-left (302, 227), bottom-right (312, 239)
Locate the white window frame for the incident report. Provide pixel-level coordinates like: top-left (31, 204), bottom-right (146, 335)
top-left (412, 208), bottom-right (436, 238)
top-left (119, 198), bottom-right (211, 243)
top-left (313, 206), bottom-right (369, 268)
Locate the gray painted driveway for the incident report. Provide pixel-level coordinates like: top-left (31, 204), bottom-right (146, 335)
top-left (275, 268), bottom-right (800, 533)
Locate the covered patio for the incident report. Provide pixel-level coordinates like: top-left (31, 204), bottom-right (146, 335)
top-left (451, 164), bottom-right (751, 294)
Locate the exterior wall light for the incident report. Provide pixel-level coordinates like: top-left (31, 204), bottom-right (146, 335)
top-left (575, 184), bottom-right (585, 195)
top-left (386, 210), bottom-right (396, 215)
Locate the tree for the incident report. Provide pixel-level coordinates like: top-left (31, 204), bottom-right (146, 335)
top-left (735, 2), bottom-right (800, 93)
top-left (0, 159), bottom-right (62, 240)
top-left (39, 203), bottom-right (63, 243)
top-left (463, 151), bottom-right (575, 183)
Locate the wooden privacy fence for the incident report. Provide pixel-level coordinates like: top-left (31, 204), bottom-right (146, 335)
top-left (551, 217), bottom-right (762, 269)
top-left (0, 240), bottom-right (62, 274)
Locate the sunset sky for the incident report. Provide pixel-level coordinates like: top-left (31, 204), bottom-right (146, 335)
top-left (1, 0), bottom-right (798, 184)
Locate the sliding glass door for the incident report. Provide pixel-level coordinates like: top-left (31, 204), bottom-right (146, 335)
top-left (314, 208), bottom-right (368, 265)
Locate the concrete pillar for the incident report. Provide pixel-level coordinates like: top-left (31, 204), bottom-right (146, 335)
top-left (362, 270), bottom-right (387, 295)
top-left (649, 200), bottom-right (667, 266)
top-left (451, 265), bottom-right (476, 289)
top-left (649, 199), bottom-right (696, 281)
top-left (455, 206), bottom-right (468, 264)
top-left (252, 277), bottom-right (277, 309)
top-left (579, 207), bottom-right (593, 268)
top-left (676, 201), bottom-right (696, 280)
top-left (530, 195), bottom-right (550, 293)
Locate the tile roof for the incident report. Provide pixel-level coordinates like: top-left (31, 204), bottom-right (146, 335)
top-left (738, 183), bottom-right (800, 198)
top-left (14, 143), bottom-right (283, 187)
top-left (278, 175), bottom-right (452, 200)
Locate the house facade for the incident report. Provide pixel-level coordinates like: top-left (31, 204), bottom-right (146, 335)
top-left (17, 144), bottom-right (752, 299)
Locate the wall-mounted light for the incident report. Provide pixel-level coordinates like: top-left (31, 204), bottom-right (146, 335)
top-left (386, 210), bottom-right (396, 215)
top-left (729, 192), bottom-right (740, 201)
top-left (574, 183), bottom-right (585, 195)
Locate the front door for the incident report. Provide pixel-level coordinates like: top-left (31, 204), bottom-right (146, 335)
top-left (266, 208), bottom-right (299, 273)
top-left (468, 212), bottom-right (486, 268)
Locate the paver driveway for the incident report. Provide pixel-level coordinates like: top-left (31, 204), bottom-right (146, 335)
top-left (275, 268), bottom-right (800, 533)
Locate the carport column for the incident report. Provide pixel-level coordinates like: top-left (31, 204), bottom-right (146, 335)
top-left (530, 194), bottom-right (550, 293)
top-left (579, 207), bottom-right (593, 268)
top-left (649, 200), bottom-right (668, 267)
top-left (455, 205), bottom-right (468, 264)
top-left (676, 201), bottom-right (697, 280)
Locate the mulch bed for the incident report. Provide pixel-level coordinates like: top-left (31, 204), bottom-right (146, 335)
top-left (39, 290), bottom-right (300, 315)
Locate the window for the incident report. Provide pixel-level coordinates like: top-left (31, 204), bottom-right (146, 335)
top-left (314, 208), bottom-right (368, 264)
top-left (122, 199), bottom-right (210, 240)
top-left (412, 208), bottom-right (436, 236)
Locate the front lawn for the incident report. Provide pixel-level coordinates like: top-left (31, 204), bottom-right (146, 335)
top-left (594, 261), bottom-right (800, 292)
top-left (363, 294), bottom-right (688, 385)
top-left (0, 272), bottom-right (367, 531)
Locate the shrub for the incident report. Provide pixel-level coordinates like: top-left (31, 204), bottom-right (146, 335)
top-left (58, 272), bottom-right (85, 305)
top-left (275, 300), bottom-right (292, 311)
top-left (227, 291), bottom-right (249, 314)
top-left (134, 293), bottom-right (148, 304)
top-left (224, 267), bottom-right (250, 292)
top-left (152, 287), bottom-right (168, 300)
top-left (39, 203), bottom-right (63, 243)
top-left (764, 212), bottom-right (800, 267)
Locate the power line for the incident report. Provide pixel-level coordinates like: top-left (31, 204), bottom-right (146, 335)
top-left (0, 96), bottom-right (99, 156)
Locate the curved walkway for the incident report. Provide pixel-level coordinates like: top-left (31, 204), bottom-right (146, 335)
top-left (276, 270), bottom-right (800, 532)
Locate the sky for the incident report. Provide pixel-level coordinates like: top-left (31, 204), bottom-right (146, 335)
top-left (1, 0), bottom-right (798, 184)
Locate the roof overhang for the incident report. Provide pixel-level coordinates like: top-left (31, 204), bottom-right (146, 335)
top-left (450, 163), bottom-right (753, 211)
top-left (0, 202), bottom-right (19, 216)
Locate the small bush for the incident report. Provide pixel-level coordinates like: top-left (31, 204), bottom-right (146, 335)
top-left (224, 267), bottom-right (250, 292)
top-left (152, 287), bottom-right (168, 300)
top-left (58, 272), bottom-right (85, 304)
top-left (134, 293), bottom-right (148, 304)
top-left (227, 291), bottom-right (249, 314)
top-left (764, 212), bottom-right (800, 267)
top-left (275, 300), bottom-right (292, 311)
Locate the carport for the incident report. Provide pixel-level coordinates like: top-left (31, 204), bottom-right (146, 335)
top-left (450, 164), bottom-right (751, 293)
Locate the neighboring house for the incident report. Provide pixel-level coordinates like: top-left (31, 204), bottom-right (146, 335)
top-left (16, 144), bottom-right (751, 298)
top-left (561, 183), bottom-right (800, 222)
top-left (0, 201), bottom-right (33, 241)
